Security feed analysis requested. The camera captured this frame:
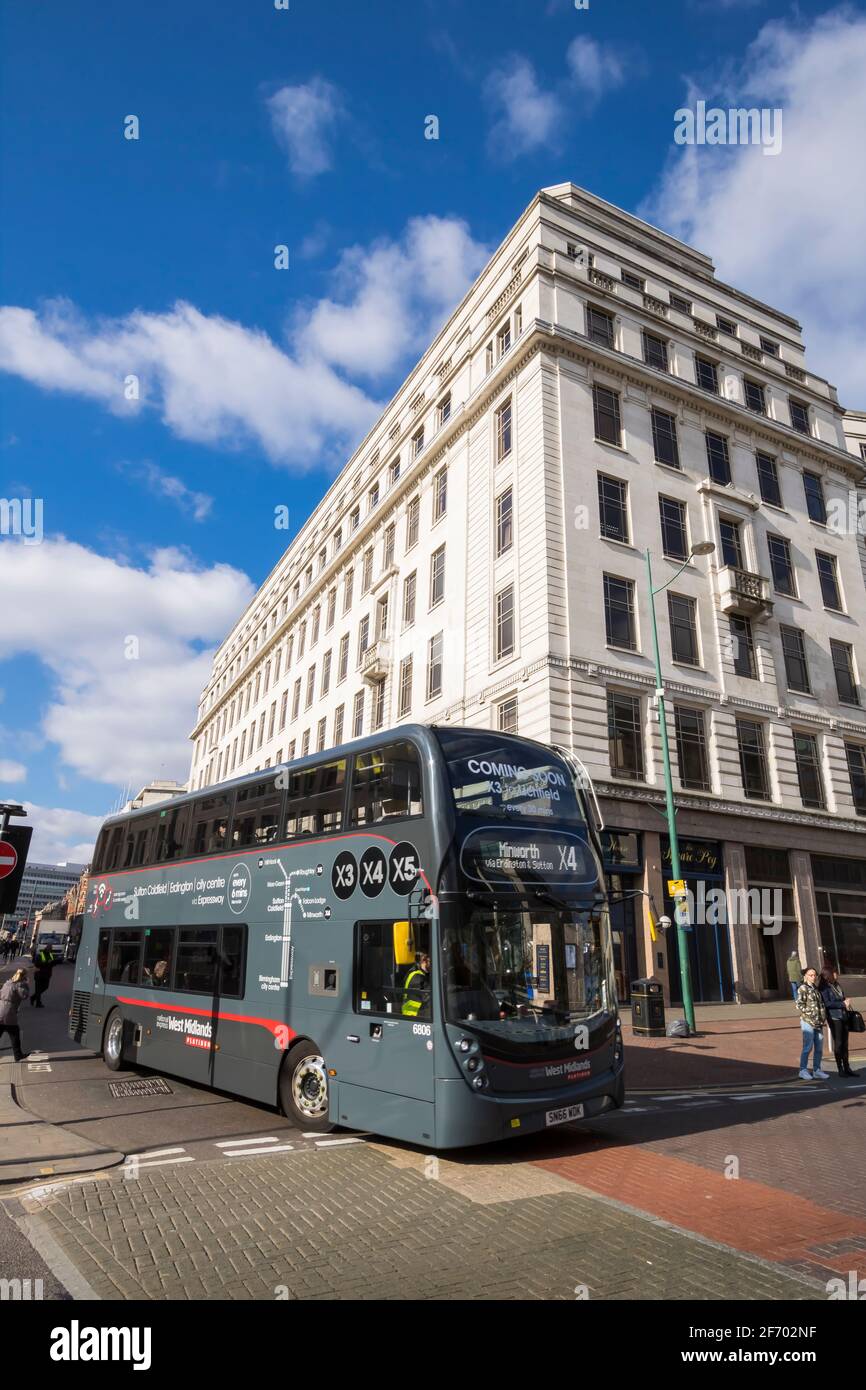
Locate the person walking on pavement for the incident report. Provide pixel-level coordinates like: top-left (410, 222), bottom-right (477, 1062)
top-left (0, 968), bottom-right (31, 1062)
top-left (31, 946), bottom-right (55, 1008)
top-left (786, 950), bottom-right (803, 1001)
top-left (819, 965), bottom-right (858, 1078)
top-left (796, 967), bottom-right (829, 1081)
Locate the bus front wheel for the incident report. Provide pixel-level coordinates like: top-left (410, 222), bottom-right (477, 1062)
top-left (102, 1010), bottom-right (125, 1072)
top-left (279, 1041), bottom-right (335, 1133)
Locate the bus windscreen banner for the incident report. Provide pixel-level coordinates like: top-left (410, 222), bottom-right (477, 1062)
top-left (436, 732), bottom-right (581, 821)
top-left (459, 827), bottom-right (596, 892)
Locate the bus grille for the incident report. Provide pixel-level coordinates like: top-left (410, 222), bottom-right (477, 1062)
top-left (69, 990), bottom-right (91, 1041)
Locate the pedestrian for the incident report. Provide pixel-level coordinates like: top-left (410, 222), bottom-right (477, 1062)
top-left (819, 965), bottom-right (859, 1078)
top-left (0, 968), bottom-right (31, 1062)
top-left (786, 950), bottom-right (803, 1002)
top-left (31, 946), bottom-right (55, 1008)
top-left (795, 966), bottom-right (830, 1081)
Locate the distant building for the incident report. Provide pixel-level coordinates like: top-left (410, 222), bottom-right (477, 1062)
top-left (122, 780), bottom-right (187, 813)
top-left (1, 861), bottom-right (88, 937)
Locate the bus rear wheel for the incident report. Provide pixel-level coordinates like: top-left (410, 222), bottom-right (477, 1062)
top-left (279, 1041), bottom-right (335, 1133)
top-left (102, 1010), bottom-right (125, 1072)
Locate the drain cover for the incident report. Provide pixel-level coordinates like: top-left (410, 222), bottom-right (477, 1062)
top-left (108, 1077), bottom-right (173, 1099)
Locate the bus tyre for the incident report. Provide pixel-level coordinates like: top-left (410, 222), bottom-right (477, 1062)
top-left (102, 1010), bottom-right (125, 1072)
top-left (279, 1041), bottom-right (335, 1133)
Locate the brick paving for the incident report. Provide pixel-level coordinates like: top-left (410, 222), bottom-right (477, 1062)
top-left (8, 1142), bottom-right (822, 1301)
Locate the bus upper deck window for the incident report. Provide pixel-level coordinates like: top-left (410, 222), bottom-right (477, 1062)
top-left (285, 759), bottom-right (346, 838)
top-left (233, 781), bottom-right (281, 849)
top-left (189, 794), bottom-right (233, 855)
top-left (350, 743), bottom-right (423, 825)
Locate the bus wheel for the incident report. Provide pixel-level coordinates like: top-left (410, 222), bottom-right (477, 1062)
top-left (279, 1042), bottom-right (335, 1133)
top-left (102, 1010), bottom-right (125, 1072)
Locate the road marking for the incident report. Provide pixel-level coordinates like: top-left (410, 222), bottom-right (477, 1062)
top-left (127, 1147), bottom-right (186, 1160)
top-left (215, 1136), bottom-right (281, 1148)
top-left (128, 1156), bottom-right (195, 1169)
top-left (729, 1092), bottom-right (777, 1101)
top-left (222, 1143), bottom-right (295, 1157)
top-left (26, 1063), bottom-right (51, 1072)
top-left (314, 1137), bottom-right (364, 1147)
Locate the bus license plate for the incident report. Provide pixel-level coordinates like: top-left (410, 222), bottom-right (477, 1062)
top-left (546, 1103), bottom-right (584, 1127)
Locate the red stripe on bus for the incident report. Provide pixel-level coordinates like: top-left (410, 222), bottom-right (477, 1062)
top-left (116, 995), bottom-right (294, 1039)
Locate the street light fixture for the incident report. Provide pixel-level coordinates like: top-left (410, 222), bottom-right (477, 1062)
top-left (645, 539), bottom-right (715, 1035)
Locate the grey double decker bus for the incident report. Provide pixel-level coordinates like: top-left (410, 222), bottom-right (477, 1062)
top-left (72, 724), bottom-right (624, 1149)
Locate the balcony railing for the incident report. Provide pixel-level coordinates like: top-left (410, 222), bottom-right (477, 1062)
top-left (361, 639), bottom-right (392, 682)
top-left (718, 566), bottom-right (773, 617)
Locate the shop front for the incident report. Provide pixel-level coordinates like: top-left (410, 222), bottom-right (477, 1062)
top-left (662, 836), bottom-right (734, 1004)
top-left (813, 854), bottom-right (866, 981)
top-left (601, 829), bottom-right (642, 1004)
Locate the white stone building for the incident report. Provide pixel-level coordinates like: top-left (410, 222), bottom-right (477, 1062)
top-left (189, 184), bottom-right (866, 1004)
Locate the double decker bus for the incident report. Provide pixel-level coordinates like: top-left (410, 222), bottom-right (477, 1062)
top-left (72, 724), bottom-right (623, 1149)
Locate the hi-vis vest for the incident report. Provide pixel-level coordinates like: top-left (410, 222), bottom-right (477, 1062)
top-left (402, 968), bottom-right (427, 1017)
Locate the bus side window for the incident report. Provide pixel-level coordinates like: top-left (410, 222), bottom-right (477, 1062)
top-left (97, 929), bottom-right (111, 981)
top-left (285, 759), bottom-right (346, 838)
top-left (354, 920), bottom-right (430, 1016)
top-left (108, 930), bottom-right (143, 985)
top-left (106, 827), bottom-right (123, 872)
top-left (175, 927), bottom-right (219, 992)
top-left (233, 781), bottom-right (282, 849)
top-left (92, 828), bottom-right (109, 874)
top-left (142, 928), bottom-right (174, 988)
top-left (219, 925), bottom-right (246, 998)
top-left (188, 794), bottom-right (233, 856)
top-left (155, 806), bottom-right (190, 863)
top-left (349, 743), bottom-right (423, 825)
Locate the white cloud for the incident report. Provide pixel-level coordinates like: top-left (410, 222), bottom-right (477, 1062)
top-left (118, 461), bottom-right (213, 521)
top-left (300, 216), bottom-right (489, 378)
top-left (641, 9), bottom-right (866, 407)
top-left (266, 78), bottom-right (343, 177)
top-left (485, 56), bottom-right (562, 159)
top-left (566, 36), bottom-right (627, 103)
top-left (0, 759), bottom-right (26, 783)
top-left (0, 538), bottom-right (254, 787)
top-left (19, 803), bottom-right (104, 866)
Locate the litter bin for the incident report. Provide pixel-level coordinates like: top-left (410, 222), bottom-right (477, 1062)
top-left (631, 977), bottom-right (665, 1037)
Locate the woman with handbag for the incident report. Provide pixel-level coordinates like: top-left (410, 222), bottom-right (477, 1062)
top-left (819, 965), bottom-right (858, 1078)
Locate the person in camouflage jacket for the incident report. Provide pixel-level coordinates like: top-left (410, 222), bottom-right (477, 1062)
top-left (796, 966), bottom-right (828, 1080)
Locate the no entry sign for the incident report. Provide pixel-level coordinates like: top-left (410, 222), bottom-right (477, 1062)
top-left (0, 840), bottom-right (18, 880)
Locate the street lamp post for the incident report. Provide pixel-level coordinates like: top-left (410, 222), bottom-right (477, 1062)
top-left (645, 541), bottom-right (714, 1036)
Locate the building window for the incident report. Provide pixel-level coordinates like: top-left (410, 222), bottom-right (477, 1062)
top-left (496, 486), bottom-right (514, 554)
top-left (621, 270), bottom-right (644, 291)
top-left (427, 632), bottom-right (443, 699)
top-left (760, 336), bottom-right (779, 357)
top-left (803, 472), bottom-right (827, 525)
top-left (593, 385), bottom-right (622, 447)
top-left (736, 718), bottom-right (771, 800)
top-left (744, 379), bottom-right (765, 414)
top-left (352, 689), bottom-right (365, 738)
top-left (321, 649), bottom-right (332, 696)
top-left (311, 606), bottom-right (321, 647)
top-left (382, 524), bottom-right (395, 571)
top-left (651, 407), bottom-right (680, 469)
top-left (674, 706), bottom-right (711, 791)
top-left (412, 427), bottom-right (424, 458)
top-left (756, 453), bottom-right (782, 507)
top-left (716, 315), bottom-right (737, 336)
top-left (437, 394), bottom-right (451, 427)
top-left (497, 321), bottom-right (511, 358)
top-left (371, 679), bottom-right (386, 732)
top-left (643, 331), bottom-right (668, 372)
top-left (389, 456), bottom-right (401, 485)
top-left (497, 695), bottom-right (518, 733)
top-left (706, 431), bottom-right (731, 485)
top-left (326, 588), bottom-right (337, 631)
top-left (429, 545), bottom-right (446, 607)
top-left (604, 574), bottom-right (636, 650)
top-left (670, 293), bottom-right (691, 314)
top-left (793, 732), bottom-right (825, 809)
top-left (333, 704), bottom-right (344, 746)
top-left (495, 399), bottom-right (513, 461)
top-left (486, 341), bottom-right (494, 373)
top-left (300, 729), bottom-right (310, 757)
top-left (433, 467), bottom-right (447, 522)
top-left (338, 633), bottom-right (349, 683)
top-left (495, 584), bottom-right (515, 660)
top-left (305, 665), bottom-right (316, 710)
top-left (278, 689), bottom-right (288, 733)
top-left (659, 496), bottom-right (688, 560)
top-left (361, 547), bottom-right (374, 594)
top-left (831, 640), bottom-right (859, 705)
top-left (767, 535), bottom-right (796, 596)
top-left (668, 593), bottom-right (699, 665)
top-left (350, 507), bottom-right (360, 532)
top-left (719, 517), bottom-right (744, 569)
top-left (333, 527), bottom-right (343, 554)
top-left (406, 495), bottom-right (420, 550)
top-left (598, 475), bottom-right (628, 543)
top-left (789, 399), bottom-right (810, 435)
top-left (780, 625), bottom-right (811, 694)
top-left (816, 551), bottom-right (842, 610)
top-left (608, 691), bottom-right (644, 781)
top-left (398, 655), bottom-right (413, 718)
top-left (587, 306), bottom-right (615, 348)
top-left (695, 357), bottom-right (719, 394)
top-left (376, 593), bottom-right (389, 640)
top-left (343, 569), bottom-right (354, 613)
top-left (291, 678), bottom-right (301, 722)
top-left (357, 615), bottom-right (370, 666)
top-left (844, 744), bottom-right (866, 814)
top-left (403, 571), bottom-right (417, 628)
top-left (316, 717), bottom-right (327, 753)
top-left (368, 483), bottom-right (379, 512)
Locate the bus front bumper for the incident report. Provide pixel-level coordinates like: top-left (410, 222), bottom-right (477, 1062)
top-left (432, 1063), bottom-right (625, 1149)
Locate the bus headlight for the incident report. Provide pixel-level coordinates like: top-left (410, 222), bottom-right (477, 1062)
top-left (466, 1056), bottom-right (480, 1073)
top-left (472, 1075), bottom-right (488, 1090)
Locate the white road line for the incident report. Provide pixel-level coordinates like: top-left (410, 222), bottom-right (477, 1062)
top-left (222, 1143), bottom-right (295, 1157)
top-left (128, 1156), bottom-right (195, 1169)
top-left (12, 1211), bottom-right (101, 1301)
top-left (314, 1137), bottom-right (364, 1147)
top-left (127, 1147), bottom-right (187, 1160)
top-left (214, 1136), bottom-right (281, 1148)
top-left (26, 1063), bottom-right (51, 1072)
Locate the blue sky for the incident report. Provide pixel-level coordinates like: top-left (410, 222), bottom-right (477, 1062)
top-left (1, 0), bottom-right (865, 861)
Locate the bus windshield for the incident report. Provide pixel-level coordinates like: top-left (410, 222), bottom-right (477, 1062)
top-left (435, 729), bottom-right (580, 822)
top-left (442, 901), bottom-right (609, 1048)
